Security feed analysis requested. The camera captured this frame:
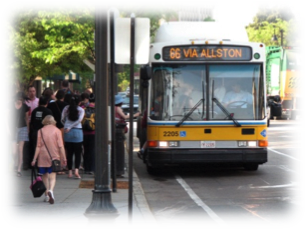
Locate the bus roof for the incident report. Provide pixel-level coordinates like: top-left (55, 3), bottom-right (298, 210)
top-left (154, 21), bottom-right (249, 43)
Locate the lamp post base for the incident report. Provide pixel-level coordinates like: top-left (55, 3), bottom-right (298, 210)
top-left (84, 189), bottom-right (119, 221)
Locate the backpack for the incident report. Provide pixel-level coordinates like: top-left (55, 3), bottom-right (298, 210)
top-left (82, 106), bottom-right (95, 131)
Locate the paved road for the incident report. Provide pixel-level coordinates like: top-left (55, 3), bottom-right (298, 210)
top-left (133, 119), bottom-right (304, 226)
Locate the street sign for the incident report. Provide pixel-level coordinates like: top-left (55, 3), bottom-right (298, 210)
top-left (115, 18), bottom-right (150, 64)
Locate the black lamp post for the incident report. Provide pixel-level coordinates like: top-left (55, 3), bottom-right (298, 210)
top-left (280, 29), bottom-right (284, 46)
top-left (272, 26), bottom-right (284, 46)
top-left (272, 25), bottom-right (278, 43)
top-left (84, 10), bottom-right (118, 221)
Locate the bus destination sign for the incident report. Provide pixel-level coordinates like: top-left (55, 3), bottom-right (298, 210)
top-left (162, 45), bottom-right (252, 61)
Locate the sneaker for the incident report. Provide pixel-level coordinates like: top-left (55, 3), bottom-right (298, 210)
top-left (44, 195), bottom-right (50, 202)
top-left (48, 190), bottom-right (55, 204)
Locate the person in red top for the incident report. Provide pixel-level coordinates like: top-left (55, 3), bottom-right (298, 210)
top-left (114, 94), bottom-right (140, 132)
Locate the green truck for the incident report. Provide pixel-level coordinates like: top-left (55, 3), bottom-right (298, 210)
top-left (266, 46), bottom-right (300, 120)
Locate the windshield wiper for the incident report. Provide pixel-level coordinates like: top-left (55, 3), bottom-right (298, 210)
top-left (212, 98), bottom-right (241, 127)
top-left (176, 99), bottom-right (204, 127)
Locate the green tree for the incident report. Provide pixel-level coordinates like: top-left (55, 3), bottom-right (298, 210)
top-left (253, 6), bottom-right (294, 23)
top-left (10, 11), bottom-right (57, 90)
top-left (246, 7), bottom-right (300, 46)
top-left (10, 10), bottom-right (95, 91)
top-left (11, 9), bottom-right (180, 92)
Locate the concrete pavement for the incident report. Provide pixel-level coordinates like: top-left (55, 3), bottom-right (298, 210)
top-left (7, 130), bottom-right (157, 227)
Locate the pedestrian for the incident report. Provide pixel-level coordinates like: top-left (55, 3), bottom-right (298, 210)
top-left (31, 115), bottom-right (67, 204)
top-left (64, 93), bottom-right (73, 105)
top-left (61, 94), bottom-right (84, 179)
top-left (80, 92), bottom-right (90, 108)
top-left (61, 80), bottom-right (72, 95)
top-left (47, 90), bottom-right (68, 133)
top-left (25, 85), bottom-right (39, 121)
top-left (47, 89), bottom-right (69, 174)
top-left (23, 86), bottom-right (39, 170)
top-left (14, 92), bottom-right (30, 177)
top-left (115, 94), bottom-right (140, 129)
top-left (82, 93), bottom-right (95, 175)
top-left (42, 87), bottom-right (56, 103)
top-left (29, 96), bottom-right (53, 171)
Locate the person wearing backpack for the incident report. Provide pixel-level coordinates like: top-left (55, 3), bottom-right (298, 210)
top-left (81, 93), bottom-right (95, 175)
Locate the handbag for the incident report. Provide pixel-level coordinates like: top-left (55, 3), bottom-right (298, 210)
top-left (40, 130), bottom-right (61, 172)
top-left (30, 168), bottom-right (46, 198)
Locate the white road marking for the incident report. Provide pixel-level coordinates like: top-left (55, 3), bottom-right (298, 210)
top-left (250, 182), bottom-right (296, 189)
top-left (268, 148), bottom-right (300, 162)
top-left (175, 174), bottom-right (224, 225)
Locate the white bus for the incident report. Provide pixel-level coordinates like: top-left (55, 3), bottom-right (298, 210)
top-left (138, 22), bottom-right (268, 174)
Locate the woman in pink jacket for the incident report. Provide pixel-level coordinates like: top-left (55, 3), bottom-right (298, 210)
top-left (31, 115), bottom-right (66, 204)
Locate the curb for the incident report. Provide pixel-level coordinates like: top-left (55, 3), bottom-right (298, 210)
top-left (133, 170), bottom-right (156, 221)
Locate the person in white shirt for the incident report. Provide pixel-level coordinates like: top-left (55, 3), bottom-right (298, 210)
top-left (25, 86), bottom-right (39, 121)
top-left (223, 82), bottom-right (252, 107)
top-left (61, 94), bottom-right (84, 179)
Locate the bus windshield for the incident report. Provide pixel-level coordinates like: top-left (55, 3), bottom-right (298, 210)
top-left (150, 64), bottom-right (265, 121)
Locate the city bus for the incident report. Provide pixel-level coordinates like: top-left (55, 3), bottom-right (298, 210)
top-left (137, 22), bottom-right (268, 174)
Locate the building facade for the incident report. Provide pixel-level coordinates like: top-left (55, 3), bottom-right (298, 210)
top-left (178, 2), bottom-right (216, 21)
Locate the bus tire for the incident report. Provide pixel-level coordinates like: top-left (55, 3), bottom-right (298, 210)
top-left (244, 163), bottom-right (259, 171)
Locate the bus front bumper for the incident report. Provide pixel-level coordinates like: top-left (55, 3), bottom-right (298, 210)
top-left (146, 148), bottom-right (267, 167)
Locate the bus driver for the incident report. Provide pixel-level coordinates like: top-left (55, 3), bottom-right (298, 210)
top-left (223, 81), bottom-right (252, 107)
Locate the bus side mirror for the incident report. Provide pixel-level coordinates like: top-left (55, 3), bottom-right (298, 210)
top-left (140, 65), bottom-right (152, 80)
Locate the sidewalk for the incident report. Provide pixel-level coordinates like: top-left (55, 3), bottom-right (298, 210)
top-left (8, 131), bottom-right (156, 227)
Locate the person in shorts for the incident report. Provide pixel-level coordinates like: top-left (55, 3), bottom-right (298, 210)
top-left (14, 92), bottom-right (30, 177)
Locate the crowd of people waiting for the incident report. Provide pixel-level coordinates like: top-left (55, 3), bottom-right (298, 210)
top-left (13, 80), bottom-right (95, 204)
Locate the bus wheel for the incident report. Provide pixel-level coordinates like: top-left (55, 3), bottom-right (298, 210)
top-left (244, 163), bottom-right (259, 171)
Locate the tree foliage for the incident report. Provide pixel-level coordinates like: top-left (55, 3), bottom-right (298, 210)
top-left (10, 12), bottom-right (55, 90)
top-left (246, 7), bottom-right (300, 47)
top-left (2, 3), bottom-right (178, 94)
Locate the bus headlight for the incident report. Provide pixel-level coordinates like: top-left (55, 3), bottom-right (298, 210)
top-left (248, 141), bottom-right (257, 147)
top-left (158, 141), bottom-right (179, 147)
top-left (159, 141), bottom-right (168, 147)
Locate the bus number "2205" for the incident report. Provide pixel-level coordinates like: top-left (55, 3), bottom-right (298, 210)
top-left (163, 131), bottom-right (179, 137)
